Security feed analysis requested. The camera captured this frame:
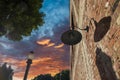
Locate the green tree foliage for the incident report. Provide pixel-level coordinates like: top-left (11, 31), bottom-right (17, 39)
top-left (32, 70), bottom-right (70, 80)
top-left (54, 70), bottom-right (70, 80)
top-left (32, 74), bottom-right (54, 80)
top-left (0, 0), bottom-right (45, 41)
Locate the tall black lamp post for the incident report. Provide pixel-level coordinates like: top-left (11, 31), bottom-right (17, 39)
top-left (23, 51), bottom-right (34, 80)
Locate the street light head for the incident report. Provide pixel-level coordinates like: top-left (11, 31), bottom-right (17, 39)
top-left (30, 51), bottom-right (34, 54)
top-left (28, 51), bottom-right (34, 60)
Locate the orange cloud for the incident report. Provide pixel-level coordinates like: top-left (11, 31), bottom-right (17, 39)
top-left (54, 43), bottom-right (64, 49)
top-left (46, 43), bottom-right (55, 47)
top-left (36, 39), bottom-right (65, 49)
top-left (32, 57), bottom-right (52, 66)
top-left (36, 39), bottom-right (55, 47)
top-left (37, 39), bottom-right (50, 45)
top-left (27, 60), bottom-right (69, 79)
top-left (12, 56), bottom-right (69, 80)
top-left (0, 53), bottom-right (69, 80)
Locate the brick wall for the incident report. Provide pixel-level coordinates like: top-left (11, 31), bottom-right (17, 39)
top-left (71, 0), bottom-right (120, 80)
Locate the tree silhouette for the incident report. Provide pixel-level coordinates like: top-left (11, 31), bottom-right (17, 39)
top-left (32, 70), bottom-right (70, 80)
top-left (0, 63), bottom-right (14, 80)
top-left (54, 70), bottom-right (70, 80)
top-left (32, 74), bottom-right (54, 80)
top-left (0, 0), bottom-right (45, 41)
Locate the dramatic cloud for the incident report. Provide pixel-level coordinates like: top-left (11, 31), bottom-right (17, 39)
top-left (0, 0), bottom-right (70, 80)
top-left (54, 43), bottom-right (64, 49)
top-left (47, 43), bottom-right (55, 47)
top-left (36, 39), bottom-right (51, 46)
top-left (0, 53), bottom-right (69, 80)
top-left (36, 39), bottom-right (55, 48)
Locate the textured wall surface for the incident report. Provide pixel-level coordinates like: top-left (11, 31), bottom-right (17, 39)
top-left (71, 0), bottom-right (120, 80)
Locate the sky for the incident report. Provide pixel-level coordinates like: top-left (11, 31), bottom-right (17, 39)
top-left (0, 0), bottom-right (70, 80)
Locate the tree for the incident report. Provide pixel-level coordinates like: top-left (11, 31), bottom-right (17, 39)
top-left (54, 70), bottom-right (70, 80)
top-left (0, 0), bottom-right (45, 41)
top-left (32, 74), bottom-right (54, 80)
top-left (32, 70), bottom-right (70, 80)
top-left (0, 63), bottom-right (14, 80)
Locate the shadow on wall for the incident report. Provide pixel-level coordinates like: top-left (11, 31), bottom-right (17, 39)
top-left (93, 16), bottom-right (111, 42)
top-left (95, 48), bottom-right (117, 80)
top-left (112, 0), bottom-right (120, 13)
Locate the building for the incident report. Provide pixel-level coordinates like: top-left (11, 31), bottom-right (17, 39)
top-left (70, 0), bottom-right (120, 80)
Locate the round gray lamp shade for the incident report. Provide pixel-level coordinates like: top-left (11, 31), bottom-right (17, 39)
top-left (61, 30), bottom-right (82, 45)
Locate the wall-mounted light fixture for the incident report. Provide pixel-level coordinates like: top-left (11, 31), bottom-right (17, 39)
top-left (61, 14), bottom-right (89, 45)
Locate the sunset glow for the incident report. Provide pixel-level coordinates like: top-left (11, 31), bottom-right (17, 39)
top-left (37, 39), bottom-right (51, 46)
top-left (54, 43), bottom-right (64, 49)
top-left (0, 0), bottom-right (69, 80)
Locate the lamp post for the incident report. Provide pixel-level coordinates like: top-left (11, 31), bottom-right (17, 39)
top-left (59, 68), bottom-right (62, 80)
top-left (23, 51), bottom-right (34, 80)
